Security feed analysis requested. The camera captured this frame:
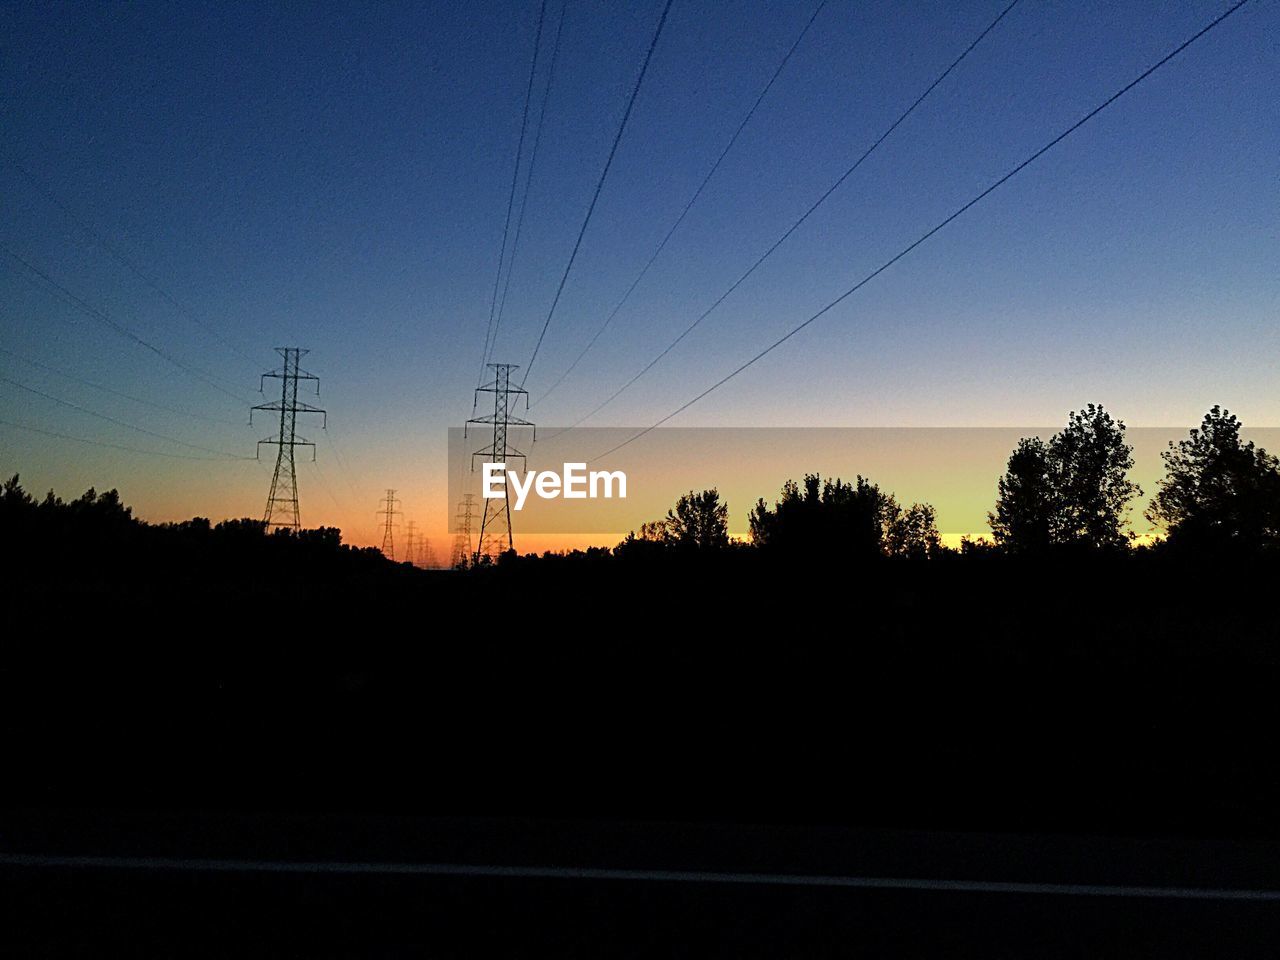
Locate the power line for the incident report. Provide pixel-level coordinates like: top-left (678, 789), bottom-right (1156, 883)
top-left (0, 415), bottom-right (252, 462)
top-left (519, 0), bottom-right (675, 389)
top-left (532, 0), bottom-right (828, 407)
top-left (489, 0), bottom-right (569, 365)
top-left (1, 242), bottom-right (252, 405)
top-left (552, 0), bottom-right (1024, 432)
top-left (306, 458), bottom-right (374, 546)
top-left (477, 0), bottom-right (551, 389)
top-left (591, 0), bottom-right (1251, 463)
top-left (0, 344), bottom-right (243, 428)
top-left (0, 373), bottom-right (250, 459)
top-left (306, 459), bottom-right (351, 526)
top-left (321, 424), bottom-right (367, 509)
top-left (3, 155), bottom-right (260, 366)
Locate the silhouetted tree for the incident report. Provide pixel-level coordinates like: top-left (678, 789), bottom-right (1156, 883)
top-left (0, 474), bottom-right (37, 548)
top-left (293, 526), bottom-right (344, 550)
top-left (663, 488), bottom-right (730, 550)
top-left (1147, 405), bottom-right (1280, 552)
top-left (614, 520), bottom-right (671, 559)
top-left (615, 492), bottom-right (730, 556)
top-left (990, 405), bottom-right (1140, 552)
top-left (1, 474), bottom-right (34, 521)
top-left (637, 520), bottom-right (667, 542)
top-left (750, 474), bottom-right (921, 559)
top-left (884, 501), bottom-right (943, 559)
top-left (989, 438), bottom-right (1053, 553)
top-left (66, 486), bottom-right (133, 531)
top-left (1053, 404), bottom-right (1140, 549)
top-left (2, 473), bottom-right (32, 507)
top-left (959, 535), bottom-right (999, 558)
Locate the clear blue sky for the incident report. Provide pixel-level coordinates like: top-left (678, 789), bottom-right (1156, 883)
top-left (0, 0), bottom-right (1274, 541)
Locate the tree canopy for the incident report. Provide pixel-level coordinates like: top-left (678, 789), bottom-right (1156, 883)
top-left (990, 404), bottom-right (1140, 553)
top-left (749, 474), bottom-right (941, 560)
top-left (1147, 405), bottom-right (1280, 552)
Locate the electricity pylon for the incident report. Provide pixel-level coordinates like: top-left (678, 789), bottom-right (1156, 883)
top-left (452, 493), bottom-right (477, 567)
top-left (404, 520), bottom-right (417, 566)
top-left (466, 363), bottom-right (534, 562)
top-left (251, 347), bottom-right (326, 530)
top-left (418, 536), bottom-right (433, 568)
top-left (377, 489), bottom-right (401, 560)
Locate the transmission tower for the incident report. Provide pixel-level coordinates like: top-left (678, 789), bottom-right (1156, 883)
top-left (452, 493), bottom-right (477, 567)
top-left (251, 347), bottom-right (326, 530)
top-left (466, 363), bottom-right (534, 562)
top-left (418, 535), bottom-right (433, 569)
top-left (404, 520), bottom-right (417, 566)
top-left (377, 489), bottom-right (401, 560)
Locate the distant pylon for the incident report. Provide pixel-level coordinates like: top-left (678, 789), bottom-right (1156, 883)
top-left (251, 347), bottom-right (326, 530)
top-left (466, 363), bottom-right (534, 562)
top-left (377, 489), bottom-right (401, 560)
top-left (418, 535), bottom-right (433, 569)
top-left (452, 493), bottom-right (477, 567)
top-left (404, 519), bottom-right (417, 567)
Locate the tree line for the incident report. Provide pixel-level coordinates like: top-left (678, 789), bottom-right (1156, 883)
top-left (4, 403), bottom-right (1278, 575)
top-left (601, 403), bottom-right (1280, 562)
top-left (0, 474), bottom-right (392, 583)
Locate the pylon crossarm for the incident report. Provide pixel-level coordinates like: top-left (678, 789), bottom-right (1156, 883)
top-left (250, 402), bottom-right (277, 426)
top-left (467, 414), bottom-right (534, 428)
top-left (471, 450), bottom-right (524, 465)
top-left (293, 401), bottom-right (327, 424)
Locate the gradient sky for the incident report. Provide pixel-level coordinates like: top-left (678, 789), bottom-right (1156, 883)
top-left (1, 0), bottom-right (1275, 554)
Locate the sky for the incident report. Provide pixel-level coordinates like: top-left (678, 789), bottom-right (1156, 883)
top-left (0, 0), bottom-right (1275, 555)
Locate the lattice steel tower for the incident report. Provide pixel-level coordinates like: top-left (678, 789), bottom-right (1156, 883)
top-left (466, 363), bottom-right (534, 562)
top-left (451, 493), bottom-right (478, 568)
top-left (251, 347), bottom-right (326, 530)
top-left (377, 489), bottom-right (401, 560)
top-left (404, 520), bottom-right (417, 566)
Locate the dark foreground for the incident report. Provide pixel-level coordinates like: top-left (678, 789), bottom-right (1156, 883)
top-left (5, 533), bottom-right (1280, 952)
top-left (6, 553), bottom-right (1280, 834)
top-left (4, 812), bottom-right (1280, 957)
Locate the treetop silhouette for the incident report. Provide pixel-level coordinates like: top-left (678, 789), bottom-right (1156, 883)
top-left (990, 404), bottom-right (1140, 553)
